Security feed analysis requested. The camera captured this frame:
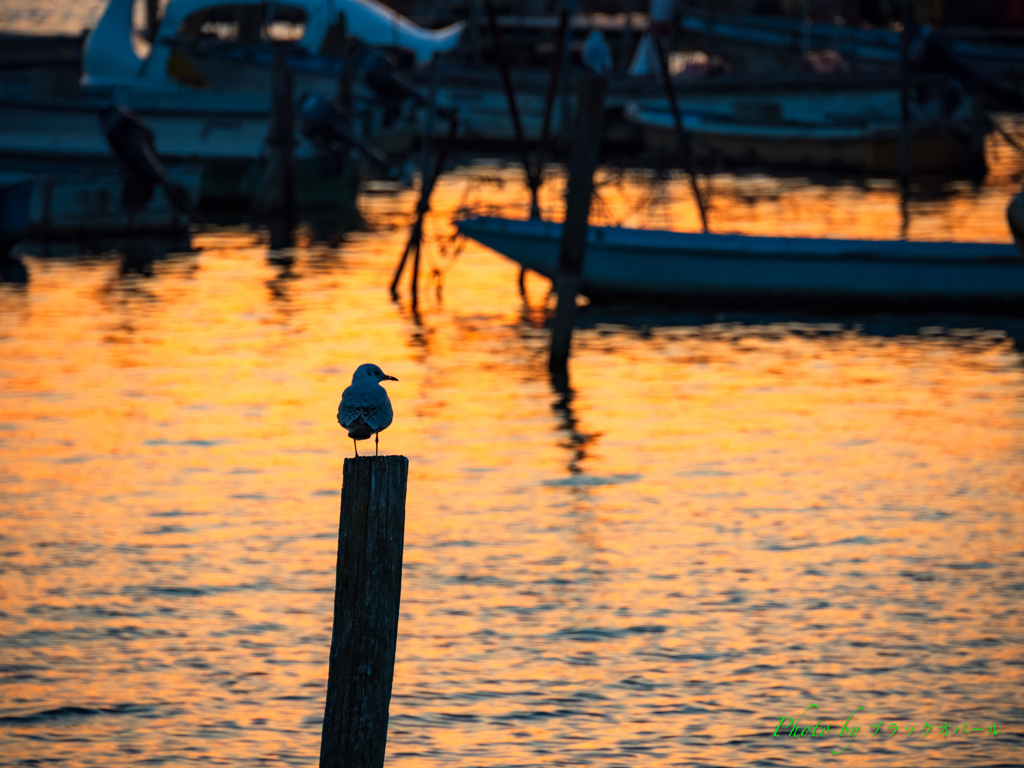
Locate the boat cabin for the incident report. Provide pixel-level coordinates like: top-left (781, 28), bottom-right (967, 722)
top-left (82, 0), bottom-right (464, 88)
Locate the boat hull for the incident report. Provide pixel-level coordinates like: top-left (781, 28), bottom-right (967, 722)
top-left (457, 216), bottom-right (1024, 311)
top-left (623, 80), bottom-right (987, 177)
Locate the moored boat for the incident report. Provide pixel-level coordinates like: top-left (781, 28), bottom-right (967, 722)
top-left (678, 7), bottom-right (1024, 93)
top-left (622, 74), bottom-right (988, 176)
top-left (457, 215), bottom-right (1024, 311)
top-left (0, 0), bottom-right (462, 229)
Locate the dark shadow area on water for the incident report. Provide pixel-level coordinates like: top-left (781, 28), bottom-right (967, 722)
top-left (1, 255), bottom-right (29, 285)
top-left (565, 301), bottom-right (1024, 350)
top-left (549, 370), bottom-right (601, 478)
top-left (12, 234), bottom-right (193, 267)
top-left (4, 236), bottom-right (197, 299)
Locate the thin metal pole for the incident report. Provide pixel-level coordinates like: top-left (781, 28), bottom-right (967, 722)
top-left (534, 8), bottom-right (569, 215)
top-left (898, 0), bottom-right (911, 238)
top-left (418, 54), bottom-right (438, 187)
top-left (410, 236), bottom-right (422, 310)
top-left (391, 117), bottom-right (459, 300)
top-left (653, 35), bottom-right (708, 233)
top-left (484, 0), bottom-right (539, 213)
top-left (559, 0), bottom-right (576, 149)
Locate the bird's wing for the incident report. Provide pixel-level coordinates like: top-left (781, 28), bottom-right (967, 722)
top-left (338, 383), bottom-right (394, 433)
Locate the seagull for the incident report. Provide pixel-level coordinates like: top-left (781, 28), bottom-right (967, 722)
top-left (337, 363), bottom-right (398, 457)
top-left (582, 30), bottom-right (613, 76)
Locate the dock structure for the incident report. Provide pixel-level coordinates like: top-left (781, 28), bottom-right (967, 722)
top-left (320, 455), bottom-right (409, 768)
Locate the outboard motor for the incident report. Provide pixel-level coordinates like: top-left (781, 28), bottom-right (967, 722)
top-left (98, 104), bottom-right (196, 218)
top-left (297, 92), bottom-right (390, 175)
top-left (349, 42), bottom-right (429, 105)
top-left (348, 41), bottom-right (455, 119)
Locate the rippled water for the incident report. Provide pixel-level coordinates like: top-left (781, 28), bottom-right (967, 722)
top-left (3, 5), bottom-right (1024, 758)
top-left (4, 152), bottom-right (1024, 767)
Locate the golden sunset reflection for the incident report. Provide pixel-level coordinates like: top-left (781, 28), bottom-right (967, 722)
top-left (2, 131), bottom-right (1024, 766)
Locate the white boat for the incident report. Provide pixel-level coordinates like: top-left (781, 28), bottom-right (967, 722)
top-left (85, 0), bottom-right (463, 89)
top-left (456, 215), bottom-right (1024, 309)
top-left (678, 7), bottom-right (1024, 91)
top-left (0, 0), bottom-right (464, 221)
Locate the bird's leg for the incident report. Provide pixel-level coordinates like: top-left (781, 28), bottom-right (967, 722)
top-left (353, 439), bottom-right (359, 457)
top-left (375, 432), bottom-right (379, 456)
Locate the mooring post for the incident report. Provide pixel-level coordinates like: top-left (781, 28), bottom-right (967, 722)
top-left (256, 42), bottom-right (296, 249)
top-left (145, 0), bottom-right (160, 40)
top-left (549, 75), bottom-right (606, 377)
top-left (320, 455), bottom-right (409, 768)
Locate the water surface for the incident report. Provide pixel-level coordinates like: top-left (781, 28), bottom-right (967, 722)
top-left (2, 67), bottom-right (1024, 767)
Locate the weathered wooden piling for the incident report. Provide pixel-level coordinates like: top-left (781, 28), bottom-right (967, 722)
top-left (320, 455), bottom-right (409, 768)
top-left (145, 0), bottom-right (160, 40)
top-left (549, 75), bottom-right (607, 376)
top-left (256, 42), bottom-right (296, 249)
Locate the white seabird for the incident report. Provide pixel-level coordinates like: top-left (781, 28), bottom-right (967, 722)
top-left (337, 363), bottom-right (398, 456)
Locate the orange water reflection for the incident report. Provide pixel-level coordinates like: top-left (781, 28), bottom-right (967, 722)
top-left (2, 132), bottom-right (1023, 766)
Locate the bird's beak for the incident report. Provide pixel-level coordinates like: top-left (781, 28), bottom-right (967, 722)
top-left (384, 375), bottom-right (398, 381)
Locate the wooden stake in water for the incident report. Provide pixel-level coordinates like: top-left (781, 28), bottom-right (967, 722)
top-left (256, 42), bottom-right (296, 249)
top-left (320, 455), bottom-right (409, 768)
top-left (145, 0), bottom-right (160, 40)
top-left (549, 75), bottom-right (606, 377)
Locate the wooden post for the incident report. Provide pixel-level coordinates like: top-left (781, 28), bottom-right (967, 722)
top-left (320, 455), bottom-right (409, 768)
top-left (146, 0), bottom-right (160, 41)
top-left (549, 75), bottom-right (606, 377)
top-left (256, 42), bottom-right (296, 249)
